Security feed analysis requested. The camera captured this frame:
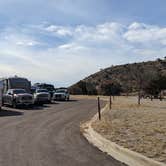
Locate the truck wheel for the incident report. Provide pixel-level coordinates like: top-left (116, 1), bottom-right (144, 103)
top-left (29, 104), bottom-right (33, 109)
top-left (2, 99), bottom-right (4, 106)
top-left (12, 101), bottom-right (17, 108)
top-left (40, 103), bottom-right (44, 106)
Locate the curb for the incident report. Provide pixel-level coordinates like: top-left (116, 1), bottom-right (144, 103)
top-left (81, 103), bottom-right (166, 166)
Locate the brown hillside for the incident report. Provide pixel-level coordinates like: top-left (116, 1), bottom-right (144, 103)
top-left (69, 58), bottom-right (166, 95)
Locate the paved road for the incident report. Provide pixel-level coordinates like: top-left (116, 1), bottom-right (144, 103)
top-left (0, 98), bottom-right (126, 166)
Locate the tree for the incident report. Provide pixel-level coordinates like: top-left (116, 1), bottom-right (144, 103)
top-left (99, 80), bottom-right (122, 96)
top-left (129, 64), bottom-right (158, 104)
top-left (144, 75), bottom-right (166, 99)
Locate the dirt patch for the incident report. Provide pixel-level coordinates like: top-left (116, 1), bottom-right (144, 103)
top-left (92, 96), bottom-right (166, 163)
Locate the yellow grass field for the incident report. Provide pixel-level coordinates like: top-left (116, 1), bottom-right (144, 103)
top-left (76, 95), bottom-right (166, 163)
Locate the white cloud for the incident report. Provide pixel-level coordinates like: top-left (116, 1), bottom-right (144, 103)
top-left (124, 22), bottom-right (166, 45)
top-left (0, 21), bottom-right (165, 86)
top-left (16, 41), bottom-right (39, 46)
top-left (0, 29), bottom-right (41, 47)
top-left (58, 43), bottom-right (85, 51)
top-left (72, 22), bottom-right (124, 43)
top-left (45, 25), bottom-right (73, 36)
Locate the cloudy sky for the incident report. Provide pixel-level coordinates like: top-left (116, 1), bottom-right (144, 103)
top-left (0, 0), bottom-right (166, 87)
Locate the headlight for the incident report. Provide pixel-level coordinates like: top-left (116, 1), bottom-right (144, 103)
top-left (34, 94), bottom-right (37, 98)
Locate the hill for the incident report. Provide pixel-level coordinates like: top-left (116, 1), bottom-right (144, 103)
top-left (69, 58), bottom-right (166, 95)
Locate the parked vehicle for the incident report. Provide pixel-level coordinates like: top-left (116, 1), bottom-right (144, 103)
top-left (0, 76), bottom-right (31, 94)
top-left (0, 76), bottom-right (33, 108)
top-left (33, 83), bottom-right (55, 99)
top-left (2, 89), bottom-right (33, 108)
top-left (33, 89), bottom-right (51, 104)
top-left (0, 81), bottom-right (3, 110)
top-left (52, 89), bottom-right (70, 101)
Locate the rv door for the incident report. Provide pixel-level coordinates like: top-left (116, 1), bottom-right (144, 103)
top-left (0, 82), bottom-right (3, 110)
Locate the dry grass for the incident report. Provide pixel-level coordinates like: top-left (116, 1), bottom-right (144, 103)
top-left (91, 96), bottom-right (166, 163)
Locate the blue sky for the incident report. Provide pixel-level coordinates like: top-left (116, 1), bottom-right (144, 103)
top-left (0, 0), bottom-right (166, 87)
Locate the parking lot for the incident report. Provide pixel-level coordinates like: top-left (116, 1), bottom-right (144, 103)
top-left (0, 97), bottom-right (124, 166)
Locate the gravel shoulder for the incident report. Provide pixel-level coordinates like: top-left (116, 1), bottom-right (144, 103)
top-left (91, 96), bottom-right (166, 164)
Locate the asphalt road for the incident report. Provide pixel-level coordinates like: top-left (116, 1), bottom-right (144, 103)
top-left (0, 98), bottom-right (126, 166)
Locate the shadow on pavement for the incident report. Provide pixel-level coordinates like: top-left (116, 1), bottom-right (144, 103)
top-left (67, 99), bottom-right (78, 102)
top-left (0, 109), bottom-right (23, 117)
top-left (19, 104), bottom-right (51, 110)
top-left (49, 101), bottom-right (60, 104)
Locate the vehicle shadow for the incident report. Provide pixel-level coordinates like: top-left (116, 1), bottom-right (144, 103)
top-left (0, 109), bottom-right (23, 117)
top-left (48, 101), bottom-right (60, 105)
top-left (19, 104), bottom-right (51, 110)
top-left (3, 104), bottom-right (52, 111)
top-left (67, 99), bottom-right (78, 102)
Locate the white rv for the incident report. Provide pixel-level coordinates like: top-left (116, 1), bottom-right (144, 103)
top-left (0, 81), bottom-right (3, 110)
top-left (0, 76), bottom-right (31, 94)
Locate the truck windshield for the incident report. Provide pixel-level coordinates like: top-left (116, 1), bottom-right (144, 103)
top-left (56, 89), bottom-right (67, 93)
top-left (37, 89), bottom-right (48, 93)
top-left (13, 89), bottom-right (26, 94)
top-left (37, 84), bottom-right (54, 91)
top-left (9, 78), bottom-right (31, 93)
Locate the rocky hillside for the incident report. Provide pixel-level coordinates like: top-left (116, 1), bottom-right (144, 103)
top-left (69, 58), bottom-right (166, 95)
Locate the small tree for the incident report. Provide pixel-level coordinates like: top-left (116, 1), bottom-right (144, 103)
top-left (144, 74), bottom-right (166, 99)
top-left (129, 65), bottom-right (145, 104)
top-left (129, 64), bottom-right (158, 104)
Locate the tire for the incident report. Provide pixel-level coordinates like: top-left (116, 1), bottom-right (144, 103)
top-left (12, 100), bottom-right (17, 108)
top-left (2, 99), bottom-right (4, 106)
top-left (28, 104), bottom-right (34, 109)
top-left (48, 100), bottom-right (52, 104)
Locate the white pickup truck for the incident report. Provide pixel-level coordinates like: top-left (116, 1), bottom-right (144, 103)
top-left (2, 89), bottom-right (34, 108)
top-left (33, 89), bottom-right (51, 104)
top-left (52, 89), bottom-right (70, 101)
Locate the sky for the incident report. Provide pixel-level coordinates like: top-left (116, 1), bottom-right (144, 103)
top-left (0, 0), bottom-right (166, 87)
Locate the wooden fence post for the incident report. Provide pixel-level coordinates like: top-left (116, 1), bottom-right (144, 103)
top-left (97, 97), bottom-right (101, 120)
top-left (113, 95), bottom-right (115, 100)
top-left (109, 96), bottom-right (112, 110)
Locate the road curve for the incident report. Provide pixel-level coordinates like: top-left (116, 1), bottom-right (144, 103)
top-left (0, 98), bottom-right (126, 166)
